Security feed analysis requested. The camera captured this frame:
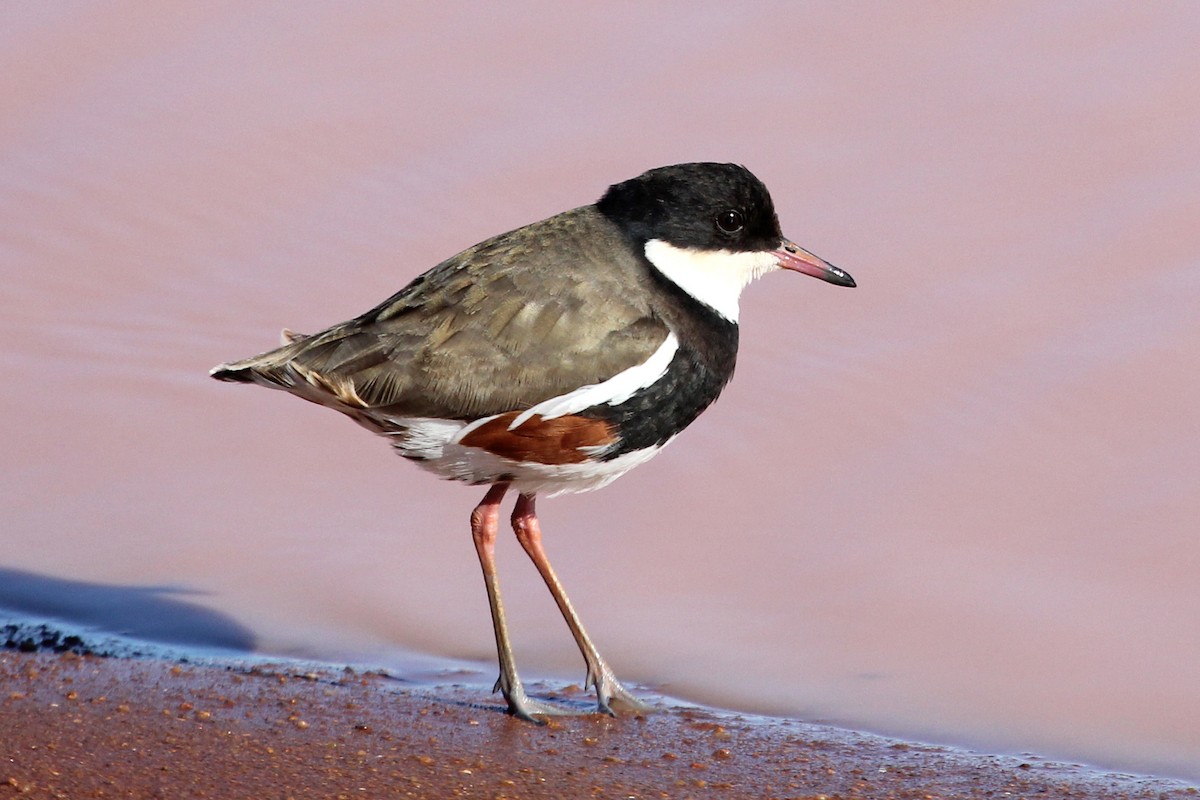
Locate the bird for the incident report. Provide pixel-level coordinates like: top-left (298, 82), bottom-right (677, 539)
top-left (211, 162), bottom-right (855, 722)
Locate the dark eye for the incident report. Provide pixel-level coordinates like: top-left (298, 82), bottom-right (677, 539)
top-left (715, 209), bottom-right (744, 235)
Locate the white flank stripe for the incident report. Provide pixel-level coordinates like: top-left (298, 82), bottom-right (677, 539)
top-left (508, 332), bottom-right (679, 430)
top-left (643, 239), bottom-right (779, 322)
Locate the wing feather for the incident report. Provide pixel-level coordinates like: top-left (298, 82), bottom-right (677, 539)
top-left (212, 206), bottom-right (669, 422)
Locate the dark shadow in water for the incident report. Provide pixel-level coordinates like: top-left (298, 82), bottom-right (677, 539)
top-left (0, 567), bottom-right (256, 652)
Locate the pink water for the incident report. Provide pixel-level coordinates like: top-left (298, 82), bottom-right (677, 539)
top-left (3, 3), bottom-right (1198, 782)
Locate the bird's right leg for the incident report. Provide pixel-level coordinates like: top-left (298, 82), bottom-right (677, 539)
top-left (470, 482), bottom-right (565, 722)
top-left (510, 492), bottom-right (647, 716)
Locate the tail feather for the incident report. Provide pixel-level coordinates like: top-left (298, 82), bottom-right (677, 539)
top-left (210, 328), bottom-right (311, 384)
top-left (280, 328), bottom-right (309, 345)
top-left (209, 362), bottom-right (257, 383)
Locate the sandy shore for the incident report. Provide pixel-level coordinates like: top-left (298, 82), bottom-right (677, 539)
top-left (1, 645), bottom-right (1196, 799)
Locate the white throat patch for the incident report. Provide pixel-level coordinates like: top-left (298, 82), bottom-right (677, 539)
top-left (643, 239), bottom-right (779, 322)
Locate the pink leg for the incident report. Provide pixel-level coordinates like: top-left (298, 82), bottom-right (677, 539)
top-left (511, 493), bottom-right (646, 715)
top-left (470, 483), bottom-right (564, 722)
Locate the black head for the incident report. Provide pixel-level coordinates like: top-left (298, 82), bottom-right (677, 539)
top-left (596, 163), bottom-right (783, 253)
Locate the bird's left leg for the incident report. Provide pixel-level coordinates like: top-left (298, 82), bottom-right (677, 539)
top-left (471, 483), bottom-right (566, 722)
top-left (510, 493), bottom-right (647, 715)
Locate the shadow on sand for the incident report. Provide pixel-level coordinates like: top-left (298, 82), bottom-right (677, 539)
top-left (0, 567), bottom-right (256, 652)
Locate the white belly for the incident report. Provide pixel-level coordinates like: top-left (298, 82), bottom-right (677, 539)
top-left (383, 416), bottom-right (670, 497)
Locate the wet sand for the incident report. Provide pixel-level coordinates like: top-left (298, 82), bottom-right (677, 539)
top-left (2, 648), bottom-right (1195, 800)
